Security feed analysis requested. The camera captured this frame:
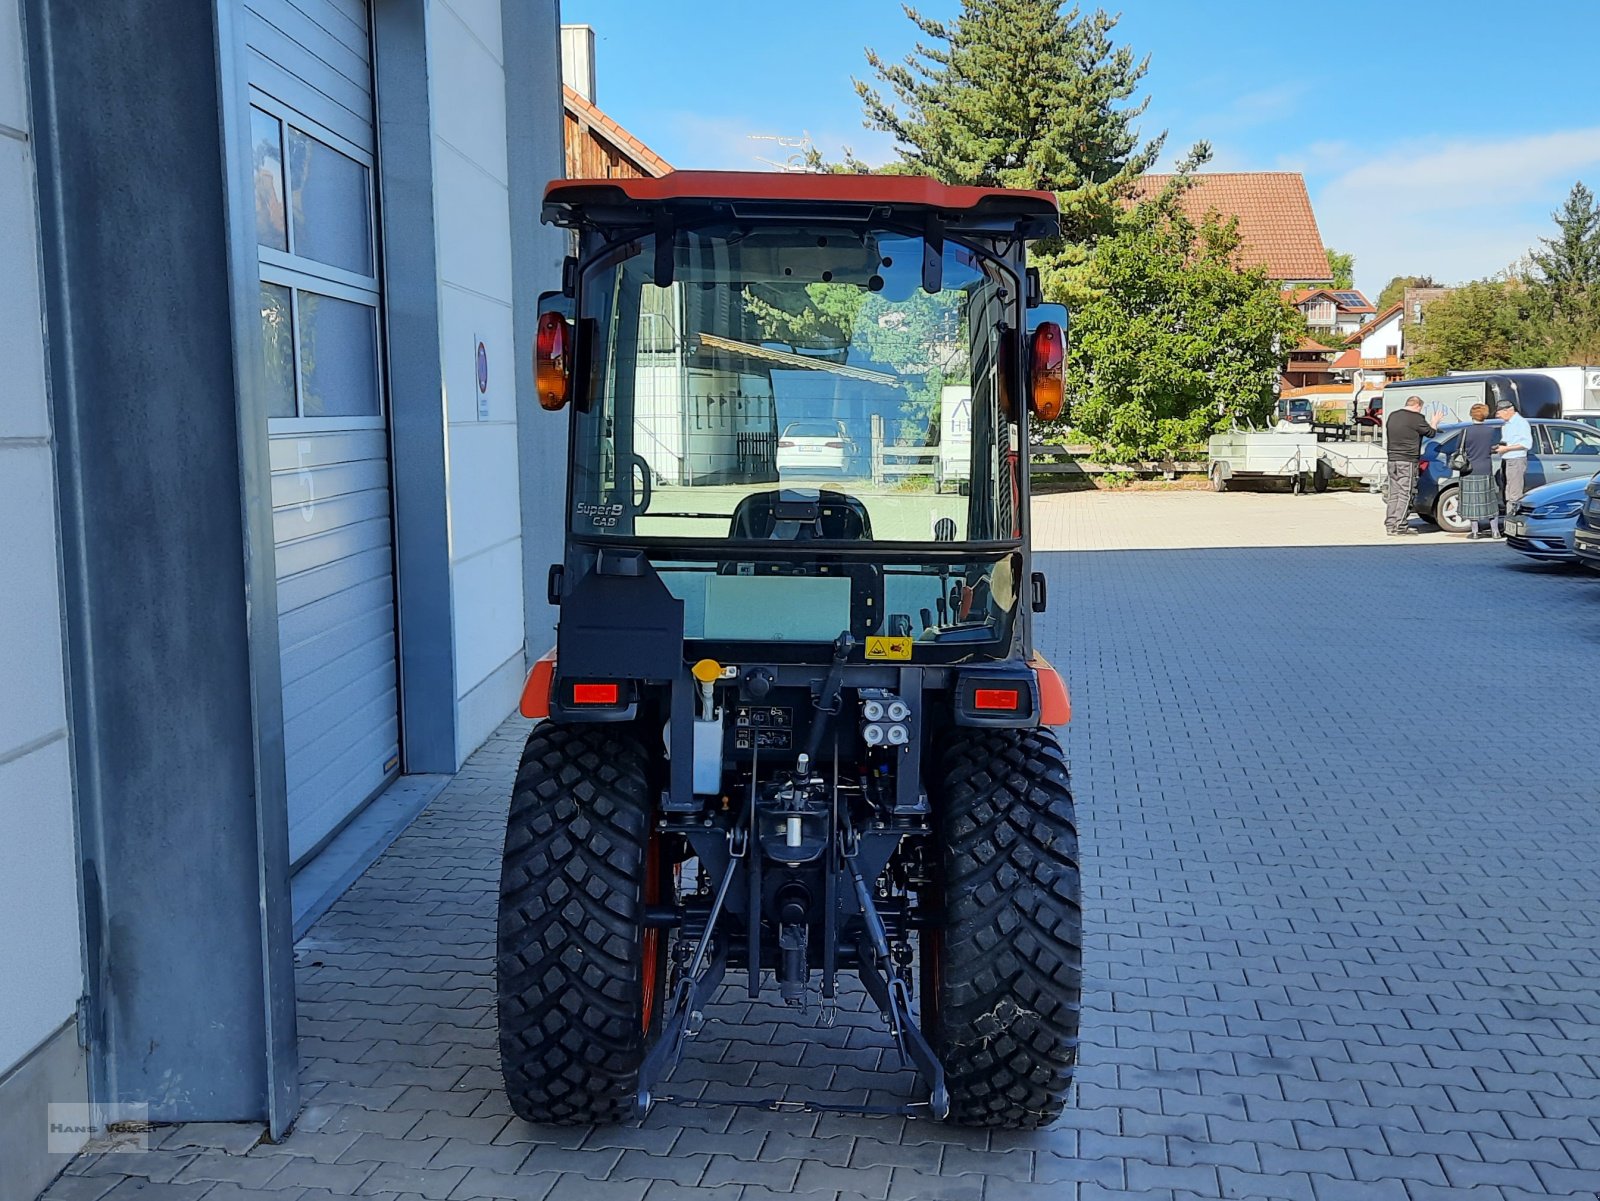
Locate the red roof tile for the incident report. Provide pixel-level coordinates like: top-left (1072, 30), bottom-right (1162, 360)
top-left (1133, 172), bottom-right (1330, 281)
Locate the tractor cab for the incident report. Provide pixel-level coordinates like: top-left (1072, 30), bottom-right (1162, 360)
top-left (500, 173), bottom-right (1080, 1129)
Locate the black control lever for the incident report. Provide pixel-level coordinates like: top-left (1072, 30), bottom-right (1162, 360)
top-left (801, 631), bottom-right (855, 763)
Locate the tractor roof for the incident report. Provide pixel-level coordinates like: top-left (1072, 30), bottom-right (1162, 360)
top-left (543, 171), bottom-right (1060, 238)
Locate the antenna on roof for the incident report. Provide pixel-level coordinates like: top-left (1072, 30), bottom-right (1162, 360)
top-left (749, 131), bottom-right (815, 173)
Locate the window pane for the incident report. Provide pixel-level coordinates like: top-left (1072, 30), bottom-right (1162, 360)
top-left (260, 282), bottom-right (296, 417)
top-left (288, 129), bottom-right (372, 275)
top-left (252, 109), bottom-right (287, 250)
top-left (297, 291), bottom-right (379, 417)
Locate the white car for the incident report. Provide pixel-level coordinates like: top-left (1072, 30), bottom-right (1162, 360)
top-left (776, 420), bottom-right (853, 475)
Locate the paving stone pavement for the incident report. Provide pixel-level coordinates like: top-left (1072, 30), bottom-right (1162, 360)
top-left (43, 541), bottom-right (1600, 1200)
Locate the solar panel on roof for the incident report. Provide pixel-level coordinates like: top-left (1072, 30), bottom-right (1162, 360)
top-left (1334, 291), bottom-right (1366, 306)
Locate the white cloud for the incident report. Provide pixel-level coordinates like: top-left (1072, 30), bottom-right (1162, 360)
top-left (1310, 129), bottom-right (1600, 295)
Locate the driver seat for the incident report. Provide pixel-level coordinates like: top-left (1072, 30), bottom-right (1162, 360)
top-left (728, 488), bottom-right (873, 541)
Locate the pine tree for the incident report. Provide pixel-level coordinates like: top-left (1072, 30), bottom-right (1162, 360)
top-left (854, 1), bottom-right (1167, 246)
top-left (1530, 181), bottom-right (1600, 305)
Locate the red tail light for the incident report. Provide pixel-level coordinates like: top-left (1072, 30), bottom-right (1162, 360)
top-left (1418, 458), bottom-right (1429, 474)
top-left (973, 687), bottom-right (1021, 711)
top-left (825, 440), bottom-right (845, 448)
top-left (572, 682), bottom-right (619, 705)
top-left (777, 440), bottom-right (796, 448)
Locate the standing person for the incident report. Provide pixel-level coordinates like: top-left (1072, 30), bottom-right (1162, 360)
top-left (1494, 399), bottom-right (1532, 514)
top-left (1457, 402), bottom-right (1501, 538)
top-left (1384, 396), bottom-right (1440, 536)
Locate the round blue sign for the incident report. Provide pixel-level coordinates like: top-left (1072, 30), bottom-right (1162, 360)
top-left (476, 341), bottom-right (489, 394)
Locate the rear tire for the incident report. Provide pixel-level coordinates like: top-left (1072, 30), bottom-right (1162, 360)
top-left (497, 723), bottom-right (663, 1125)
top-left (1433, 485), bottom-right (1468, 533)
top-left (1209, 463), bottom-right (1227, 492)
top-left (923, 728), bottom-right (1082, 1128)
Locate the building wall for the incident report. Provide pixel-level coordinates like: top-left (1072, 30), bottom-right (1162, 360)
top-left (1360, 312), bottom-right (1403, 360)
top-left (0, 0), bottom-right (89, 1183)
top-left (425, 0), bottom-right (528, 762)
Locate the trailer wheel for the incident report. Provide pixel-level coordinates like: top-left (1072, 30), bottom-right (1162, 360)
top-left (1209, 463), bottom-right (1227, 492)
top-left (922, 728), bottom-right (1081, 1128)
top-left (497, 723), bottom-right (664, 1125)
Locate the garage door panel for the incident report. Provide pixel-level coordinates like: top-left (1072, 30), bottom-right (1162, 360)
top-left (272, 516), bottom-right (390, 585)
top-left (246, 48), bottom-right (373, 155)
top-left (245, 12), bottom-right (372, 149)
top-left (284, 0), bottom-right (367, 48)
top-left (253, 0), bottom-right (398, 857)
top-left (268, 429), bottom-right (387, 472)
top-left (269, 458), bottom-right (389, 509)
top-left (272, 487), bottom-right (392, 548)
top-left (248, 0), bottom-right (369, 88)
top-left (278, 574), bottom-right (393, 658)
top-left (280, 602), bottom-right (394, 690)
top-left (284, 714), bottom-right (399, 862)
top-left (275, 544), bottom-right (391, 616)
top-left (282, 656), bottom-right (398, 759)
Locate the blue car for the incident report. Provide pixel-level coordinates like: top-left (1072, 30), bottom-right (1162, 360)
top-left (1416, 418), bottom-right (1600, 532)
top-left (1503, 475), bottom-right (1598, 561)
top-left (1573, 472), bottom-right (1600, 571)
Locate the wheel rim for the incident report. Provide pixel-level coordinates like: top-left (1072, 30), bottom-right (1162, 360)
top-left (641, 828), bottom-right (661, 1032)
top-left (1441, 490), bottom-right (1461, 527)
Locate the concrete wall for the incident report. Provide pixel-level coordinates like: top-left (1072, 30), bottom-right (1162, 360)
top-left (425, 0), bottom-right (528, 763)
top-left (0, 0), bottom-right (89, 1183)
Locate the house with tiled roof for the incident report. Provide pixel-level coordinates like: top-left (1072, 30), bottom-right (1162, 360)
top-left (1283, 287), bottom-right (1375, 337)
top-left (1129, 172), bottom-right (1332, 283)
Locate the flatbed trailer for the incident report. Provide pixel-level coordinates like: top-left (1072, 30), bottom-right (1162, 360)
top-left (1206, 428), bottom-right (1387, 493)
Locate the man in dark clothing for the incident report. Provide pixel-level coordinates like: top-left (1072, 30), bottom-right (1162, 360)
top-left (1384, 396), bottom-right (1440, 535)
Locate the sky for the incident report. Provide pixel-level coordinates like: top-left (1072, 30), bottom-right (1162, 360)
top-left (561, 0), bottom-right (1600, 300)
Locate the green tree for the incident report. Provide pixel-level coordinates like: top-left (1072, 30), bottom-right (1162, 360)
top-left (1325, 248), bottom-right (1354, 290)
top-left (1376, 274), bottom-right (1439, 312)
top-left (1404, 279), bottom-right (1548, 376)
top-left (1068, 185), bottom-right (1306, 462)
top-left (1530, 181), bottom-right (1600, 306)
top-left (853, 1), bottom-right (1174, 248)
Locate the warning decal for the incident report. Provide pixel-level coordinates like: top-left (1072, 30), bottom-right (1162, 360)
top-left (865, 635), bottom-right (913, 661)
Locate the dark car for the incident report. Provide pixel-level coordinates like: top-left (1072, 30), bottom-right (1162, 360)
top-left (1277, 397), bottom-right (1313, 425)
top-left (1416, 418), bottom-right (1600, 533)
top-left (1573, 471), bottom-right (1600, 571)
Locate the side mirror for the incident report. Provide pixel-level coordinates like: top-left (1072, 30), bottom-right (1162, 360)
top-left (534, 291), bottom-right (574, 411)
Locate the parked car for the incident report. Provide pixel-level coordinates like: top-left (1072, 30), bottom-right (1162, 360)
top-left (776, 419), bottom-right (854, 475)
top-left (1573, 472), bottom-right (1600, 571)
top-left (1417, 417), bottom-right (1600, 532)
top-left (1503, 475), bottom-right (1597, 562)
top-left (1276, 397), bottom-right (1314, 425)
top-left (1569, 411), bottom-right (1600, 432)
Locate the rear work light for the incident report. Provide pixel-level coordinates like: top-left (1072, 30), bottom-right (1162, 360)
top-left (571, 682), bottom-right (620, 705)
top-left (973, 687), bottom-right (1022, 711)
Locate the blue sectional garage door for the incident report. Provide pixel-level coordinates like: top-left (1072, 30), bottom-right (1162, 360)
top-left (246, 0), bottom-right (400, 865)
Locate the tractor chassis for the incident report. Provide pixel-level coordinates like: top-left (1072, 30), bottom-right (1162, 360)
top-left (638, 714), bottom-right (951, 1119)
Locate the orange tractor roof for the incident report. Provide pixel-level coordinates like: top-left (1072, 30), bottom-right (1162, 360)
top-left (543, 170), bottom-right (1060, 236)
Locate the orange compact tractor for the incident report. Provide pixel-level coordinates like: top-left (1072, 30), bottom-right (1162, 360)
top-left (498, 172), bottom-right (1079, 1127)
